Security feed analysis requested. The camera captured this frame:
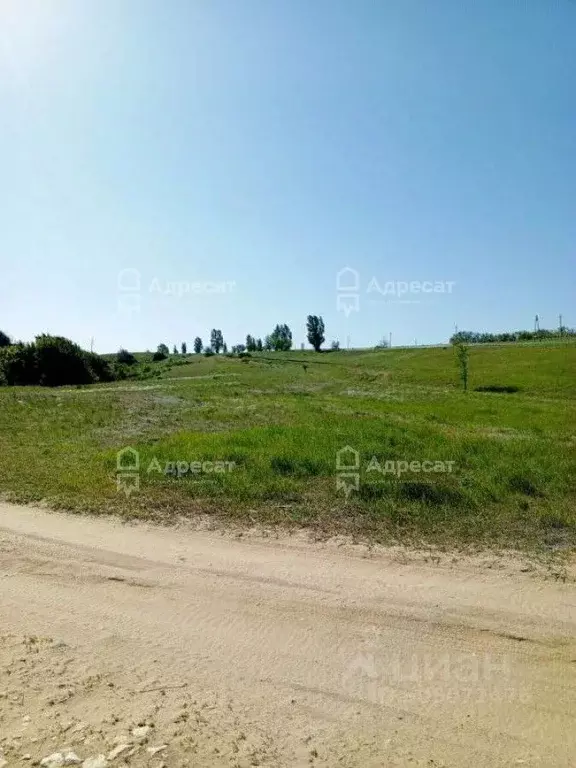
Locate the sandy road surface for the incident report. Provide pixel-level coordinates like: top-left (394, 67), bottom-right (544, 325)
top-left (0, 504), bottom-right (575, 767)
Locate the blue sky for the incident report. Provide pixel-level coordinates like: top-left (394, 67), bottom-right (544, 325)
top-left (1, 0), bottom-right (574, 352)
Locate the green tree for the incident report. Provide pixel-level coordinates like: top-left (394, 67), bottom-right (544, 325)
top-left (157, 343), bottom-right (170, 357)
top-left (306, 315), bottom-right (325, 352)
top-left (270, 324), bottom-right (292, 351)
top-left (246, 334), bottom-right (257, 352)
top-left (181, 342), bottom-right (187, 354)
top-left (173, 345), bottom-right (178, 355)
top-left (210, 329), bottom-right (224, 353)
top-left (117, 348), bottom-right (136, 365)
top-left (256, 338), bottom-right (263, 352)
top-left (193, 337), bottom-right (203, 354)
top-left (0, 330), bottom-right (11, 348)
top-left (455, 343), bottom-right (470, 391)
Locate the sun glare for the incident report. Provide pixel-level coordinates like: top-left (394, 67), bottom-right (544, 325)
top-left (0, 0), bottom-right (68, 81)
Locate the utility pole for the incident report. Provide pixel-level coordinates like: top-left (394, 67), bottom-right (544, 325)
top-left (559, 314), bottom-right (563, 336)
top-left (346, 335), bottom-right (351, 350)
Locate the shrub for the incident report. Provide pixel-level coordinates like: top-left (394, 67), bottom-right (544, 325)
top-left (475, 384), bottom-right (520, 394)
top-left (117, 348), bottom-right (136, 365)
top-left (113, 364), bottom-right (128, 380)
top-left (450, 328), bottom-right (576, 345)
top-left (33, 335), bottom-right (96, 387)
top-left (152, 350), bottom-right (168, 361)
top-left (84, 352), bottom-right (114, 383)
top-left (0, 335), bottom-right (114, 387)
top-left (0, 343), bottom-right (38, 385)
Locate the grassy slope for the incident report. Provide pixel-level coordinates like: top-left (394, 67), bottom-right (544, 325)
top-left (0, 343), bottom-right (575, 550)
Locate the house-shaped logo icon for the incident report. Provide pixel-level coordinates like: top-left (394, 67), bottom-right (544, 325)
top-left (336, 267), bottom-right (360, 293)
top-left (116, 446), bottom-right (139, 472)
top-left (336, 446), bottom-right (360, 472)
top-left (117, 268), bottom-right (141, 292)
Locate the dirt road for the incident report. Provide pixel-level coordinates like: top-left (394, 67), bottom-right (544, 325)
top-left (1, 503), bottom-right (575, 767)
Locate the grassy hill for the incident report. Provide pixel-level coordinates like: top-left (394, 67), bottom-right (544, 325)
top-left (0, 342), bottom-right (574, 551)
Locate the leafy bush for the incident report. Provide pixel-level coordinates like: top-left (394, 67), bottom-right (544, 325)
top-left (0, 335), bottom-right (114, 387)
top-left (117, 348), bottom-right (137, 365)
top-left (450, 328), bottom-right (576, 345)
top-left (84, 352), bottom-right (114, 383)
top-left (112, 363), bottom-right (129, 380)
top-left (34, 335), bottom-right (95, 386)
top-left (152, 350), bottom-right (168, 361)
top-left (0, 343), bottom-right (38, 385)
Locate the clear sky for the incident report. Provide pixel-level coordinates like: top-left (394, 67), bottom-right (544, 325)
top-left (1, 0), bottom-right (574, 352)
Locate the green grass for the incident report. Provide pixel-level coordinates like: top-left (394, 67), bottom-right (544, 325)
top-left (0, 342), bottom-right (575, 551)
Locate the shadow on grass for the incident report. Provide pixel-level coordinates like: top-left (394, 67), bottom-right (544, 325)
top-left (475, 384), bottom-right (521, 394)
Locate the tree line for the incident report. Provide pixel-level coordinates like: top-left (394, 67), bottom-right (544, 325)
top-left (153, 315), bottom-right (327, 358)
top-left (0, 316), bottom-right (328, 387)
top-left (450, 327), bottom-right (575, 345)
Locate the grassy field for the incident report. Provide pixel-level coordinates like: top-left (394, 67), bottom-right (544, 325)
top-left (0, 343), bottom-right (575, 551)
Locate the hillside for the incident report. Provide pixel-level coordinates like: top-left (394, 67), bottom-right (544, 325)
top-left (0, 342), bottom-right (574, 550)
